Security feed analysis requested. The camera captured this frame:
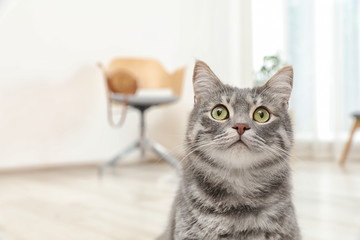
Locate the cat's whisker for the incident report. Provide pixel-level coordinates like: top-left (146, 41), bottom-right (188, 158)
top-left (159, 137), bottom-right (227, 161)
top-left (178, 141), bottom-right (219, 164)
top-left (213, 132), bottom-right (229, 140)
top-left (255, 135), bottom-right (267, 143)
top-left (181, 132), bottom-right (228, 146)
top-left (270, 144), bottom-right (292, 156)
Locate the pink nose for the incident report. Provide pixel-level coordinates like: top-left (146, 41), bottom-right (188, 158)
top-left (232, 124), bottom-right (250, 135)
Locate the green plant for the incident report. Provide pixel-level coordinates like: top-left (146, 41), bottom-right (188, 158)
top-left (255, 54), bottom-right (286, 85)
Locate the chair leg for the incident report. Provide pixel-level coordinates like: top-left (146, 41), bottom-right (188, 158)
top-left (340, 119), bottom-right (360, 166)
top-left (145, 138), bottom-right (179, 169)
top-left (139, 108), bottom-right (146, 160)
top-left (98, 140), bottom-right (140, 176)
top-left (98, 108), bottom-right (179, 175)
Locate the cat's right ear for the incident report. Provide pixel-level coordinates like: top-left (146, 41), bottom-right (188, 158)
top-left (192, 60), bottom-right (223, 103)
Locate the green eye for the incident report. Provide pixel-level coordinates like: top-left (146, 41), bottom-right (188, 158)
top-left (211, 105), bottom-right (229, 120)
top-left (253, 107), bottom-right (270, 123)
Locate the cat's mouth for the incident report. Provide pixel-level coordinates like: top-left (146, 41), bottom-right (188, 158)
top-left (229, 138), bottom-right (249, 149)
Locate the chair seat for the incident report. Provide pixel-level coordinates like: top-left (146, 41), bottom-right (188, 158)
top-left (111, 93), bottom-right (178, 108)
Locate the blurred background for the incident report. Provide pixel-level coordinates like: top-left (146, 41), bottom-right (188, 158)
top-left (0, 0), bottom-right (360, 239)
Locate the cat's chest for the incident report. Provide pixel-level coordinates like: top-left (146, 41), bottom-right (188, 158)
top-left (175, 206), bottom-right (281, 240)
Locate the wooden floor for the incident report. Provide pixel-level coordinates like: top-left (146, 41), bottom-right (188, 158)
top-left (0, 160), bottom-right (359, 240)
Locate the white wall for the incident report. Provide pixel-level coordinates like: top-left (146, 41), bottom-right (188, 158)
top-left (0, 0), bottom-right (252, 169)
top-left (251, 0), bottom-right (286, 71)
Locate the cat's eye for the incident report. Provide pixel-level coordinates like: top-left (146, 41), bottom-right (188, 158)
top-left (211, 105), bottom-right (229, 120)
top-left (253, 107), bottom-right (270, 123)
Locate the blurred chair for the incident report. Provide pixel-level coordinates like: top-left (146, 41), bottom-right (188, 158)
top-left (339, 112), bottom-right (360, 166)
top-left (98, 58), bottom-right (185, 174)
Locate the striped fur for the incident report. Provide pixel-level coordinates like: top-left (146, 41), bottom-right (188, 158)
top-left (158, 61), bottom-right (300, 240)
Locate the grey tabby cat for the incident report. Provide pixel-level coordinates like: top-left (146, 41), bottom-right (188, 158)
top-left (158, 61), bottom-right (300, 240)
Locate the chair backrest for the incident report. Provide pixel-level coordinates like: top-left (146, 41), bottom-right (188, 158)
top-left (105, 58), bottom-right (185, 97)
top-left (107, 70), bottom-right (138, 94)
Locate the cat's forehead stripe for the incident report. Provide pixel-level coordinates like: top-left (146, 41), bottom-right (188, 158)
top-left (256, 96), bottom-right (263, 106)
top-left (245, 94), bottom-right (255, 106)
top-left (221, 95), bottom-right (228, 104)
top-left (229, 92), bottom-right (237, 105)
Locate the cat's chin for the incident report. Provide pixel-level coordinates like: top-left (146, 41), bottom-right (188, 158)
top-left (206, 145), bottom-right (267, 169)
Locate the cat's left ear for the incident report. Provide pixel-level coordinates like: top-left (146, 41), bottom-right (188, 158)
top-left (262, 66), bottom-right (293, 107)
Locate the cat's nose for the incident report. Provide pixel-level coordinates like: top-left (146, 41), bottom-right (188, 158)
top-left (232, 124), bottom-right (250, 135)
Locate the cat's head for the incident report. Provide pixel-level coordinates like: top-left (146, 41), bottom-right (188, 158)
top-left (186, 60), bottom-right (293, 169)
